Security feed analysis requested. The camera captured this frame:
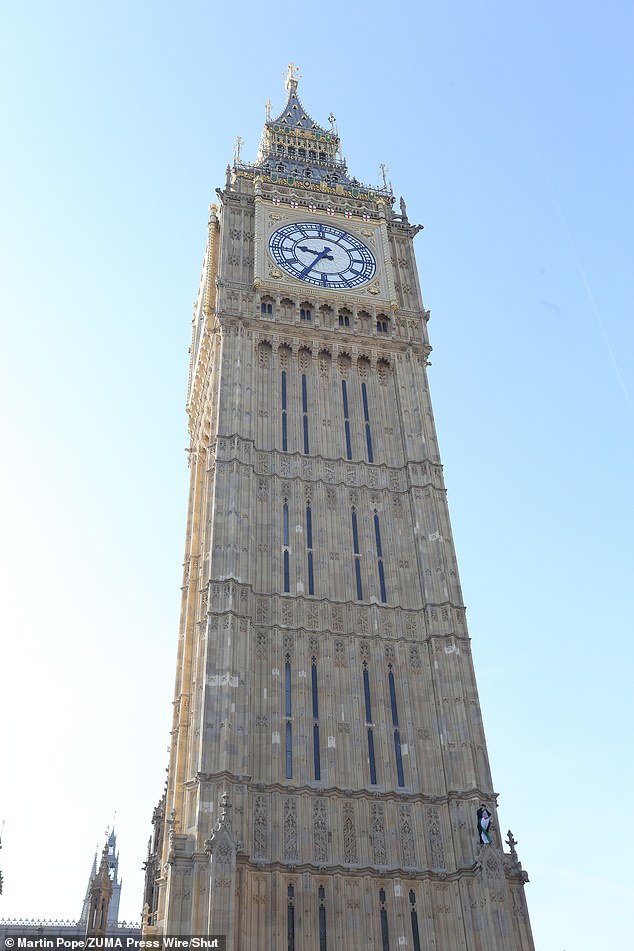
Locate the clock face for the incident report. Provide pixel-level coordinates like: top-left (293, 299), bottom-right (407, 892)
top-left (269, 221), bottom-right (376, 289)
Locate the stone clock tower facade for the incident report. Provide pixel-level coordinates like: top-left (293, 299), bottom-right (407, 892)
top-left (143, 68), bottom-right (535, 950)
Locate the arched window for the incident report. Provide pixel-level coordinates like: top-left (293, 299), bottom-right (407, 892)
top-left (409, 891), bottom-right (421, 951)
top-left (306, 504), bottom-right (314, 595)
top-left (379, 889), bottom-right (390, 951)
top-left (288, 884), bottom-right (296, 951)
top-left (318, 885), bottom-right (327, 951)
top-left (352, 508), bottom-right (362, 600)
top-left (312, 658), bottom-right (321, 780)
top-left (283, 501), bottom-right (290, 593)
top-left (363, 663), bottom-right (377, 786)
top-left (388, 664), bottom-right (404, 786)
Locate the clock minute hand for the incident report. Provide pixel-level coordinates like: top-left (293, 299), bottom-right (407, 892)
top-left (298, 245), bottom-right (334, 278)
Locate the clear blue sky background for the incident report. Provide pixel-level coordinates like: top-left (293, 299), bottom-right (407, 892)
top-left (1, 2), bottom-right (632, 947)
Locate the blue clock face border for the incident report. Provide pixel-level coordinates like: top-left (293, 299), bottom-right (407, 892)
top-left (269, 221), bottom-right (377, 289)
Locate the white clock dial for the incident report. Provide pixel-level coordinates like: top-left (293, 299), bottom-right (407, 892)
top-left (269, 221), bottom-right (376, 288)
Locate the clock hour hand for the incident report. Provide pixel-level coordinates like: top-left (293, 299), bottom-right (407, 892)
top-left (298, 245), bottom-right (334, 278)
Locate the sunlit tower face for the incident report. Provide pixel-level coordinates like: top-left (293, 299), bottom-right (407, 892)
top-left (142, 65), bottom-right (535, 951)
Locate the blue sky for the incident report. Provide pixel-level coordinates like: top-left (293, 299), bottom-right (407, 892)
top-left (1, 2), bottom-right (633, 946)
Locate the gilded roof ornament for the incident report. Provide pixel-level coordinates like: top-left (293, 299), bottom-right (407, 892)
top-left (286, 61), bottom-right (301, 92)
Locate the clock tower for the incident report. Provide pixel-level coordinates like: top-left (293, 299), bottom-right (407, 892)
top-left (143, 66), bottom-right (535, 950)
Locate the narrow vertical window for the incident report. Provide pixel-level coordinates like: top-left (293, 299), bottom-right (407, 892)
top-left (374, 512), bottom-right (387, 602)
top-left (352, 508), bottom-right (362, 600)
top-left (388, 668), bottom-right (398, 726)
top-left (388, 665), bottom-right (404, 787)
top-left (302, 373), bottom-right (309, 454)
top-left (285, 720), bottom-right (292, 779)
top-left (318, 885), bottom-right (327, 951)
top-left (312, 658), bottom-right (319, 720)
top-left (288, 885), bottom-right (295, 951)
top-left (285, 654), bottom-right (293, 779)
top-left (367, 728), bottom-right (377, 785)
top-left (281, 370), bottom-right (288, 452)
top-left (283, 502), bottom-right (290, 593)
top-left (363, 665), bottom-right (373, 723)
top-left (379, 889), bottom-right (390, 951)
top-left (312, 657), bottom-right (321, 780)
top-left (313, 723), bottom-right (321, 781)
top-left (285, 656), bottom-right (292, 717)
top-left (300, 307), bottom-right (312, 321)
top-left (393, 729), bottom-right (405, 787)
top-left (363, 663), bottom-right (377, 785)
top-left (342, 380), bottom-right (352, 460)
top-left (409, 891), bottom-right (421, 951)
top-left (306, 504), bottom-right (314, 595)
top-left (361, 382), bottom-right (373, 463)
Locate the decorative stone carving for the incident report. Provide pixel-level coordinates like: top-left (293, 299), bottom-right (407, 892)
top-left (255, 629), bottom-right (267, 659)
top-left (427, 807), bottom-right (446, 869)
top-left (332, 606), bottom-right (344, 632)
top-left (283, 797), bottom-right (298, 861)
top-left (318, 350), bottom-right (331, 377)
top-left (298, 347), bottom-right (311, 372)
top-left (343, 803), bottom-right (358, 863)
top-left (253, 796), bottom-right (268, 859)
top-left (257, 342), bottom-right (271, 368)
top-left (370, 803), bottom-right (386, 864)
top-left (278, 345), bottom-right (291, 369)
top-left (399, 805), bottom-right (416, 867)
top-left (255, 599), bottom-right (269, 625)
top-left (313, 800), bottom-right (329, 863)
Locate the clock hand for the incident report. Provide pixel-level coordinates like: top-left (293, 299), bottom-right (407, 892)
top-left (297, 245), bottom-right (335, 278)
top-left (298, 245), bottom-right (335, 258)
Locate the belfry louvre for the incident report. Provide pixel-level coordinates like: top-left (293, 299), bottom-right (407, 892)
top-left (142, 67), bottom-right (535, 951)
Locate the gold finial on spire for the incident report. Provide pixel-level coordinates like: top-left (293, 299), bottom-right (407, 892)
top-left (234, 136), bottom-right (244, 164)
top-left (285, 61), bottom-right (301, 91)
top-left (265, 99), bottom-right (271, 121)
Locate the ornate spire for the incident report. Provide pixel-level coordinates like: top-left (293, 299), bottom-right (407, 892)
top-left (84, 842), bottom-right (113, 938)
top-left (239, 67), bottom-right (394, 203)
top-left (285, 61), bottom-right (301, 94)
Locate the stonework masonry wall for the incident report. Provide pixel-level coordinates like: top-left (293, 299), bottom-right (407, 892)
top-left (145, 149), bottom-right (535, 950)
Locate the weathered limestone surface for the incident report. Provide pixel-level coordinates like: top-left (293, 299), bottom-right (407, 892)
top-left (143, 72), bottom-right (535, 951)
